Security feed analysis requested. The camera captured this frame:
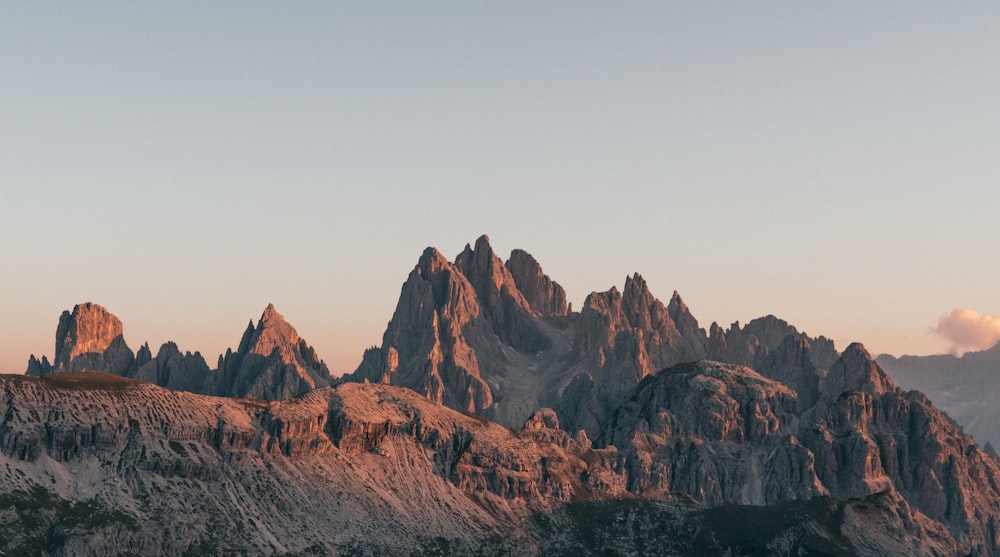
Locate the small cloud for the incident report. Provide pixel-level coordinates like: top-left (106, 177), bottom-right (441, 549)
top-left (933, 308), bottom-right (1000, 354)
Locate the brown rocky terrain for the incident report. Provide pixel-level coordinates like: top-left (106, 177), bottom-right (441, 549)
top-left (3, 343), bottom-right (998, 555)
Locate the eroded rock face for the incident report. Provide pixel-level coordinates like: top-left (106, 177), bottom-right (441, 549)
top-left (3, 360), bottom-right (998, 555)
top-left (506, 249), bottom-right (568, 318)
top-left (600, 361), bottom-right (826, 506)
top-left (558, 275), bottom-right (709, 435)
top-left (0, 375), bottom-right (622, 554)
top-left (211, 304), bottom-right (334, 400)
top-left (350, 247), bottom-right (493, 414)
top-left (26, 303), bottom-right (135, 376)
top-left (708, 315), bottom-right (837, 372)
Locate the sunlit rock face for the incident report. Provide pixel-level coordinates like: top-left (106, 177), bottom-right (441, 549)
top-left (346, 236), bottom-right (714, 436)
top-left (26, 302), bottom-right (134, 377)
top-left (25, 302), bottom-right (329, 401)
top-left (210, 304), bottom-right (334, 400)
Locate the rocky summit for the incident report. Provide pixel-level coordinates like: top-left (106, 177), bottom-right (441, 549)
top-left (26, 303), bottom-right (332, 401)
top-left (27, 302), bottom-right (135, 377)
top-left (7, 236), bottom-right (1000, 556)
top-left (346, 235), bottom-right (837, 440)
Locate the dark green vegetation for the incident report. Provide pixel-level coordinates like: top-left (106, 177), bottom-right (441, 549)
top-left (0, 485), bottom-right (139, 556)
top-left (528, 496), bottom-right (859, 557)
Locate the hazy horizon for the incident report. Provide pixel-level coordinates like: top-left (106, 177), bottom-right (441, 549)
top-left (3, 3), bottom-right (999, 373)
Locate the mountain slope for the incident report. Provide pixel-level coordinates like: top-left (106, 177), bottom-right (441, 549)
top-left (4, 343), bottom-right (999, 555)
top-left (877, 343), bottom-right (1000, 448)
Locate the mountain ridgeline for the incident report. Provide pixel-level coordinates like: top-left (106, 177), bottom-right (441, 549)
top-left (26, 302), bottom-right (333, 400)
top-left (345, 234), bottom-right (838, 437)
top-left (10, 235), bottom-right (1000, 556)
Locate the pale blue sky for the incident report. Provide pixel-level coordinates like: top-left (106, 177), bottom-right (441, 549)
top-left (2, 3), bottom-right (999, 374)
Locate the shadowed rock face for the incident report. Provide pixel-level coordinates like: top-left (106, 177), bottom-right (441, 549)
top-left (877, 342), bottom-right (1000, 448)
top-left (132, 342), bottom-right (210, 393)
top-left (708, 315), bottom-right (838, 372)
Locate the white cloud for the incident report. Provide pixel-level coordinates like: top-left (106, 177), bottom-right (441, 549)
top-left (934, 308), bottom-right (1000, 354)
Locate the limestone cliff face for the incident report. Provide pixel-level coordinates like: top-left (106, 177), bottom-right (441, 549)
top-left (594, 348), bottom-right (1000, 555)
top-left (0, 375), bottom-right (622, 555)
top-left (350, 247), bottom-right (493, 413)
top-left (559, 274), bottom-right (708, 435)
top-left (26, 303), bottom-right (135, 376)
top-left (708, 315), bottom-right (837, 372)
top-left (454, 235), bottom-right (551, 354)
top-left (800, 343), bottom-right (1000, 554)
top-left (505, 249), bottom-right (568, 317)
top-left (600, 361), bottom-right (826, 506)
top-left (346, 237), bottom-right (841, 440)
top-left (211, 304), bottom-right (333, 400)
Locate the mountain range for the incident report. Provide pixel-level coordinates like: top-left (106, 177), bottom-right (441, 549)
top-left (6, 235), bottom-right (1000, 556)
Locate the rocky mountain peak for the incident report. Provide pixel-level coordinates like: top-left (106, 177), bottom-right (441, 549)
top-left (248, 304), bottom-right (301, 360)
top-left (26, 302), bottom-right (135, 376)
top-left (505, 248), bottom-right (568, 317)
top-left (622, 273), bottom-right (652, 305)
top-left (416, 247), bottom-right (451, 276)
top-left (822, 342), bottom-right (894, 396)
top-left (211, 305), bottom-right (333, 400)
top-left (454, 235), bottom-right (529, 309)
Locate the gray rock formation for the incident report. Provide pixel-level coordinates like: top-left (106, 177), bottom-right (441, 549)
top-left (506, 248), bottom-right (568, 317)
top-left (707, 315), bottom-right (837, 372)
top-left (210, 304), bottom-right (334, 400)
top-left (347, 237), bottom-right (836, 440)
top-left (799, 344), bottom-right (1000, 554)
top-left (132, 341), bottom-right (210, 393)
top-left (877, 342), bottom-right (1000, 447)
top-left (350, 247), bottom-right (494, 413)
top-left (559, 274), bottom-right (710, 435)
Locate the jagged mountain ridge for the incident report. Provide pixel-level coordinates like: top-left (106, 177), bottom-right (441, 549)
top-left (347, 235), bottom-right (839, 438)
top-left (26, 303), bottom-right (332, 401)
top-left (3, 343), bottom-right (998, 555)
top-left (10, 235), bottom-right (1000, 554)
